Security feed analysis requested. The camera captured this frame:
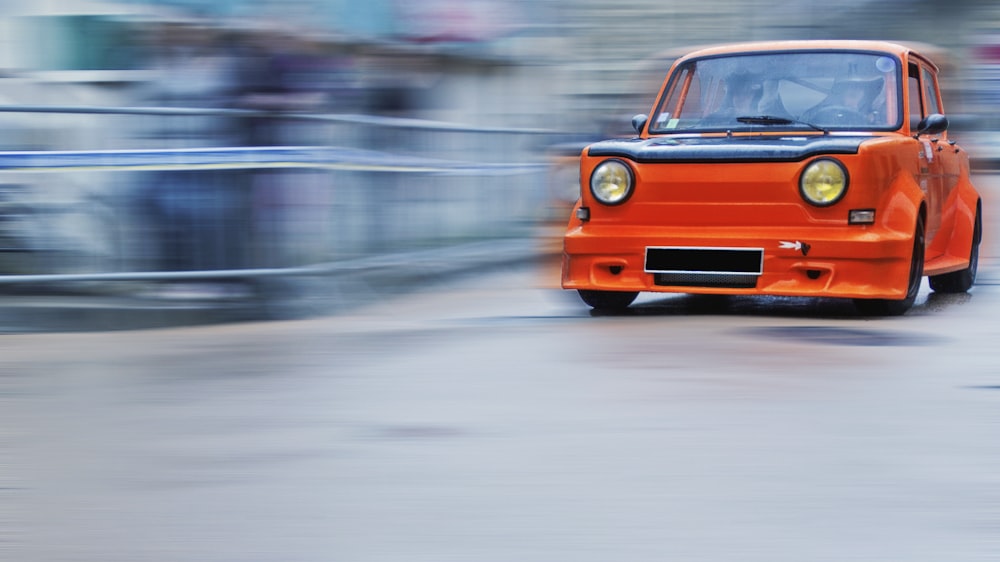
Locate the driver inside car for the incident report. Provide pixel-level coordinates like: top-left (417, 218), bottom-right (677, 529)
top-left (706, 74), bottom-right (790, 122)
top-left (802, 77), bottom-right (883, 125)
top-left (708, 74), bottom-right (763, 119)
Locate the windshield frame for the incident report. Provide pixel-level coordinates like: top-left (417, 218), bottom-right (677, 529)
top-left (647, 48), bottom-right (905, 135)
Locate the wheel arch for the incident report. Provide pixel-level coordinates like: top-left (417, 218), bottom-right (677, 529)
top-left (944, 189), bottom-right (982, 263)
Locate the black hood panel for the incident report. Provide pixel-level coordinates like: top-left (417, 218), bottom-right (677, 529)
top-left (587, 136), bottom-right (870, 163)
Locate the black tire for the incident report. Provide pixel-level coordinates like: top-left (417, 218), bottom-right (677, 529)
top-left (929, 205), bottom-right (981, 294)
top-left (854, 215), bottom-right (924, 316)
top-left (578, 290), bottom-right (638, 310)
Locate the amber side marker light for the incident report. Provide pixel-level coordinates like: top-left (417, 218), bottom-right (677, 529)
top-left (848, 209), bottom-right (876, 225)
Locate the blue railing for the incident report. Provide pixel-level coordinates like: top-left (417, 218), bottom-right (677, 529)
top-left (0, 105), bottom-right (555, 286)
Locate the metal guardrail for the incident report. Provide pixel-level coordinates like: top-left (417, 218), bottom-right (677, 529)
top-left (0, 146), bottom-right (546, 175)
top-left (0, 105), bottom-right (557, 134)
top-left (0, 105), bottom-right (555, 287)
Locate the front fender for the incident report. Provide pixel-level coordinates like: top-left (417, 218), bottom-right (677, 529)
top-left (880, 171), bottom-right (925, 238)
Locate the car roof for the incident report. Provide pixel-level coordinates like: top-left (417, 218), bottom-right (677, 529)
top-left (677, 40), bottom-right (938, 72)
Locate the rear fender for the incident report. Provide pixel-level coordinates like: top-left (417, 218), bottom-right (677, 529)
top-left (940, 180), bottom-right (981, 269)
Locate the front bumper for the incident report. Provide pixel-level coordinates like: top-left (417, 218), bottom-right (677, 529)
top-left (561, 224), bottom-right (914, 299)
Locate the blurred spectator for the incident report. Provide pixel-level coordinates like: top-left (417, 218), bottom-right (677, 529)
top-left (134, 22), bottom-right (246, 273)
top-left (230, 30), bottom-right (333, 143)
top-left (227, 29), bottom-right (341, 267)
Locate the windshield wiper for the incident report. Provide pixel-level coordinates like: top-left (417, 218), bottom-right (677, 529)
top-left (736, 115), bottom-right (828, 134)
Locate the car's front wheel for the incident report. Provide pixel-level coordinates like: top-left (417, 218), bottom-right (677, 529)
top-left (854, 215), bottom-right (925, 316)
top-left (929, 204), bottom-right (981, 294)
top-left (578, 290), bottom-right (638, 311)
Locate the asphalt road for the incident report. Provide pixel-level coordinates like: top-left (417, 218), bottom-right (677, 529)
top-left (3, 178), bottom-right (1000, 561)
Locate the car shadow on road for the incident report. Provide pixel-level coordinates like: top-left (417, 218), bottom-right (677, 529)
top-left (589, 289), bottom-right (975, 320)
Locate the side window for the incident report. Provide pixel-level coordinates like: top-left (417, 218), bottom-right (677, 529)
top-left (921, 66), bottom-right (942, 115)
top-left (907, 63), bottom-right (923, 130)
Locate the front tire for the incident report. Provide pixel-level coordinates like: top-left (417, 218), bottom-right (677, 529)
top-left (854, 215), bottom-right (924, 316)
top-left (929, 204), bottom-right (981, 294)
top-left (578, 290), bottom-right (638, 311)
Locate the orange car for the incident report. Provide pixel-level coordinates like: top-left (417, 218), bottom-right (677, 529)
top-left (562, 40), bottom-right (982, 315)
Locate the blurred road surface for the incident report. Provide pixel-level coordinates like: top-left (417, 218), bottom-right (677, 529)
top-left (2, 178), bottom-right (1000, 562)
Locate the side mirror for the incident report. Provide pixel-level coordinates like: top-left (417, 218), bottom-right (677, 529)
top-left (632, 114), bottom-right (648, 134)
top-left (916, 113), bottom-right (949, 136)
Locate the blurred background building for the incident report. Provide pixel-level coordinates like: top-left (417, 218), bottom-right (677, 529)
top-left (2, 0), bottom-right (999, 130)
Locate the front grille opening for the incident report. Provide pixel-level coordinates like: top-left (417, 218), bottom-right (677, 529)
top-left (653, 272), bottom-right (758, 289)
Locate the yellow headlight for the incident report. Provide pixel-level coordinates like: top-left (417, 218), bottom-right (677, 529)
top-left (590, 160), bottom-right (634, 205)
top-left (800, 158), bottom-right (848, 206)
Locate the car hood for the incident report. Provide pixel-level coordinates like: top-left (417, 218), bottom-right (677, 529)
top-left (586, 135), bottom-right (872, 163)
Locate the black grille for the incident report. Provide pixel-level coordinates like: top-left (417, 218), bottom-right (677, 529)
top-left (653, 272), bottom-right (758, 289)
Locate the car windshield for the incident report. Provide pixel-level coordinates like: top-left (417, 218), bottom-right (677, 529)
top-left (648, 51), bottom-right (902, 133)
